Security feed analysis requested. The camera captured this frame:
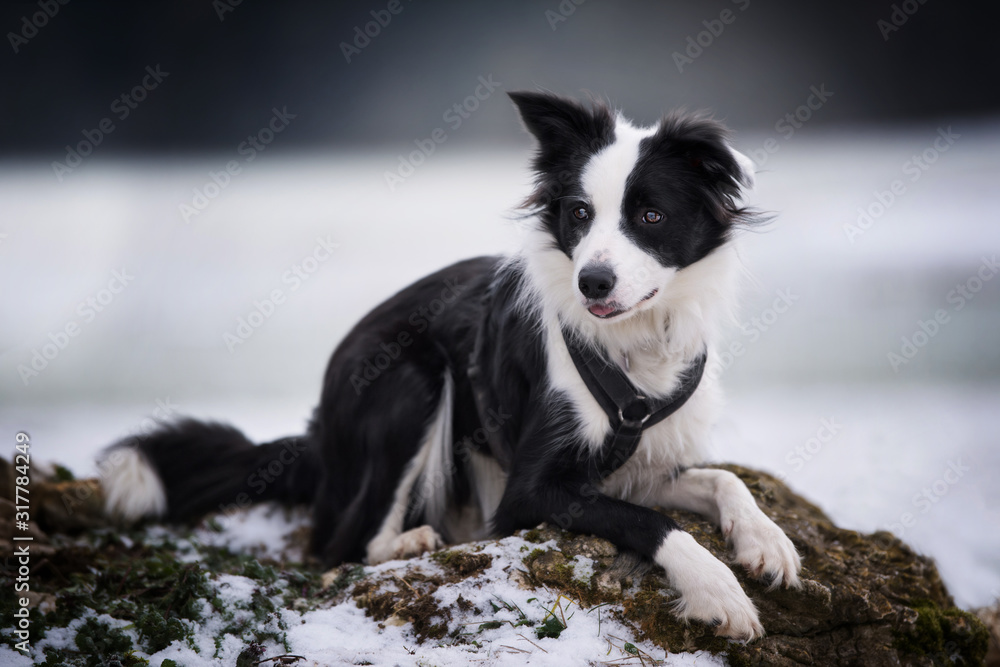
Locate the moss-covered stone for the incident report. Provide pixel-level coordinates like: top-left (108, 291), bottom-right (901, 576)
top-left (523, 528), bottom-right (544, 543)
top-left (431, 548), bottom-right (492, 577)
top-left (5, 459), bottom-right (989, 666)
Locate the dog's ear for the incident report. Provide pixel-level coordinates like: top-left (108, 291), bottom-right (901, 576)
top-left (658, 113), bottom-right (756, 199)
top-left (683, 136), bottom-right (754, 192)
top-left (653, 112), bottom-right (759, 219)
top-left (508, 91), bottom-right (613, 157)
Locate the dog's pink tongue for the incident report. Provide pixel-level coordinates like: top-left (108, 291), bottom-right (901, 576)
top-left (588, 303), bottom-right (616, 317)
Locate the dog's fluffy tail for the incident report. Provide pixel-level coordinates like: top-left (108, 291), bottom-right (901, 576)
top-left (99, 418), bottom-right (320, 523)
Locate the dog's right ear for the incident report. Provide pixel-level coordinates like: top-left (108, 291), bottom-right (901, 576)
top-left (508, 91), bottom-right (613, 158)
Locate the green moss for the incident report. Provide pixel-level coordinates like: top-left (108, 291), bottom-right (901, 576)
top-left (235, 642), bottom-right (265, 667)
top-left (53, 464), bottom-right (76, 481)
top-left (520, 547), bottom-right (617, 608)
top-left (241, 558), bottom-right (279, 585)
top-left (73, 618), bottom-right (140, 667)
top-left (535, 615), bottom-right (565, 639)
top-left (523, 528), bottom-right (544, 543)
top-left (523, 548), bottom-right (546, 564)
top-left (216, 585), bottom-right (289, 656)
top-left (893, 601), bottom-right (989, 665)
top-left (12, 526), bottom-right (306, 664)
top-left (136, 608), bottom-right (190, 652)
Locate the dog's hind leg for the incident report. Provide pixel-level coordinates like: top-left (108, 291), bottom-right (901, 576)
top-left (364, 455), bottom-right (444, 564)
top-left (655, 467), bottom-right (802, 588)
top-left (364, 372), bottom-right (455, 564)
top-left (312, 439), bottom-right (445, 566)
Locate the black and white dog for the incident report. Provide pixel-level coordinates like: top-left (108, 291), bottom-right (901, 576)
top-left (102, 91), bottom-right (800, 640)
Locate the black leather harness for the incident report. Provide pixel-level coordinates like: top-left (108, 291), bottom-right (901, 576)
top-left (464, 272), bottom-right (707, 479)
top-left (561, 328), bottom-right (707, 481)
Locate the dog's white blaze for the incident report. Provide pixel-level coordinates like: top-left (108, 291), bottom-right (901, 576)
top-left (101, 447), bottom-right (167, 521)
top-left (655, 530), bottom-right (763, 640)
top-left (574, 119), bottom-right (675, 315)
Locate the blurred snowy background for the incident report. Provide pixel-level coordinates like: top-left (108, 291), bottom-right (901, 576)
top-left (1, 1), bottom-right (998, 612)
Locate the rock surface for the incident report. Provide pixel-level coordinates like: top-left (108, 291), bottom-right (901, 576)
top-left (3, 458), bottom-right (991, 666)
top-left (336, 464), bottom-right (990, 666)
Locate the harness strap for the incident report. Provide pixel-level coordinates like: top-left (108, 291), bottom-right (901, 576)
top-left (562, 328), bottom-right (707, 480)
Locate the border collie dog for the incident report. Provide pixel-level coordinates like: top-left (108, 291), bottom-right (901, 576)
top-left (102, 91), bottom-right (801, 640)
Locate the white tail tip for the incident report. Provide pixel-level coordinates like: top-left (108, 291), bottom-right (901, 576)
top-left (100, 446), bottom-right (168, 522)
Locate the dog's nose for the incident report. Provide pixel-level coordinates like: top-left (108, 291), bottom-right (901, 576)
top-left (578, 265), bottom-right (616, 300)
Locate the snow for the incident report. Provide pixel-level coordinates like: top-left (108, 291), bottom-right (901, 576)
top-left (2, 524), bottom-right (725, 666)
top-left (195, 504), bottom-right (312, 562)
top-left (1, 124), bottom-right (999, 660)
top-left (272, 534), bottom-right (723, 666)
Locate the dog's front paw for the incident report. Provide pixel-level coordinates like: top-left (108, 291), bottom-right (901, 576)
top-left (725, 511), bottom-right (801, 589)
top-left (657, 531), bottom-right (764, 641)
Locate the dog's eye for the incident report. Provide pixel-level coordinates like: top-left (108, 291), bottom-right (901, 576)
top-left (572, 206), bottom-right (590, 221)
top-left (642, 210), bottom-right (664, 224)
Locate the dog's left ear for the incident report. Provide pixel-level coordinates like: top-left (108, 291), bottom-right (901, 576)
top-left (508, 91), bottom-right (613, 160)
top-left (656, 112), bottom-right (756, 198)
top-left (682, 137), bottom-right (755, 195)
top-left (657, 113), bottom-right (758, 218)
